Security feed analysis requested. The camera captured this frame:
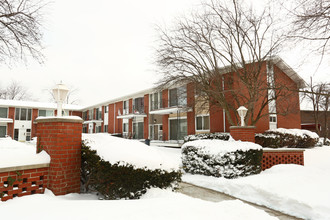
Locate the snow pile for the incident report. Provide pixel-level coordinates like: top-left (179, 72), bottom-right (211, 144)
top-left (0, 137), bottom-right (50, 169)
top-left (82, 133), bottom-right (179, 171)
top-left (0, 188), bottom-right (277, 220)
top-left (182, 140), bottom-right (262, 178)
top-left (183, 145), bottom-right (330, 220)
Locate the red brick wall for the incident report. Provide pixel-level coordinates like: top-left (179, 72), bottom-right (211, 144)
top-left (6, 107), bottom-right (15, 138)
top-left (31, 109), bottom-right (38, 138)
top-left (162, 89), bottom-right (168, 108)
top-left (101, 106), bottom-right (105, 132)
top-left (108, 104), bottom-right (114, 133)
top-left (210, 105), bottom-right (224, 133)
top-left (144, 94), bottom-right (149, 139)
top-left (129, 99), bottom-right (133, 114)
top-left (36, 118), bottom-right (82, 195)
top-left (115, 102), bottom-right (123, 134)
top-left (262, 150), bottom-right (304, 170)
top-left (70, 111), bottom-right (82, 117)
top-left (0, 166), bottom-right (49, 202)
top-left (162, 115), bottom-right (169, 141)
top-left (230, 126), bottom-right (256, 142)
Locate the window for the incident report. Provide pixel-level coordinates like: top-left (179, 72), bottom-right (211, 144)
top-left (196, 115), bottom-right (210, 131)
top-left (169, 88), bottom-right (178, 107)
top-left (123, 123), bottom-right (129, 133)
top-left (0, 108), bottom-right (8, 118)
top-left (88, 109), bottom-right (93, 120)
top-left (82, 111), bottom-right (87, 120)
top-left (150, 92), bottom-right (163, 110)
top-left (169, 86), bottom-right (187, 107)
top-left (15, 108), bottom-right (32, 121)
top-left (26, 129), bottom-right (31, 141)
top-left (270, 115), bottom-right (277, 123)
top-left (123, 100), bottom-right (129, 114)
top-left (104, 125), bottom-right (108, 133)
top-left (104, 106), bottom-right (108, 113)
top-left (0, 126), bottom-right (6, 137)
top-left (95, 108), bottom-right (102, 120)
top-left (39, 110), bottom-right (54, 117)
top-left (133, 97), bottom-right (144, 113)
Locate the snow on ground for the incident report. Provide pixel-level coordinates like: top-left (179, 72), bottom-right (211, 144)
top-left (183, 146), bottom-right (330, 220)
top-left (82, 133), bottom-right (179, 171)
top-left (0, 137), bottom-right (50, 169)
top-left (0, 188), bottom-right (277, 220)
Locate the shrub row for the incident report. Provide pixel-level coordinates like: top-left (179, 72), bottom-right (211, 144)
top-left (181, 142), bottom-right (263, 179)
top-left (255, 129), bottom-right (319, 148)
top-left (81, 142), bottom-right (181, 199)
top-left (184, 132), bottom-right (230, 143)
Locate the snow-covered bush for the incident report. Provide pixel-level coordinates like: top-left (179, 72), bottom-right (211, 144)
top-left (81, 142), bottom-right (181, 200)
top-left (184, 132), bottom-right (231, 143)
top-left (181, 140), bottom-right (262, 179)
top-left (255, 128), bottom-right (319, 148)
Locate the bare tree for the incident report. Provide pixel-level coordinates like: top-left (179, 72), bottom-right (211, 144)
top-left (2, 80), bottom-right (31, 100)
top-left (290, 0), bottom-right (330, 59)
top-left (156, 0), bottom-right (296, 126)
top-left (303, 78), bottom-right (330, 143)
top-left (0, 0), bottom-right (45, 63)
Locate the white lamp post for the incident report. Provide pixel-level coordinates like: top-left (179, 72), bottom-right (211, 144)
top-left (237, 106), bottom-right (248, 126)
top-left (52, 83), bottom-right (69, 117)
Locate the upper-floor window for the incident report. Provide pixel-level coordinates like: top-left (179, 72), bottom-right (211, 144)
top-left (0, 107), bottom-right (8, 118)
top-left (169, 86), bottom-right (187, 107)
top-left (133, 97), bottom-right (144, 113)
top-left (196, 115), bottom-right (210, 131)
top-left (123, 100), bottom-right (129, 114)
top-left (15, 108), bottom-right (32, 121)
top-left (38, 110), bottom-right (54, 117)
top-left (104, 106), bottom-right (108, 113)
top-left (95, 108), bottom-right (102, 120)
top-left (82, 111), bottom-right (88, 120)
top-left (88, 109), bottom-right (93, 120)
top-left (150, 92), bottom-right (163, 111)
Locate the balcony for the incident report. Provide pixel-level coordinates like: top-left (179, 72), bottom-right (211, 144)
top-left (117, 106), bottom-right (146, 119)
top-left (149, 99), bottom-right (191, 115)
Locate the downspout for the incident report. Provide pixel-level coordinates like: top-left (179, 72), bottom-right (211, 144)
top-left (222, 76), bottom-right (226, 132)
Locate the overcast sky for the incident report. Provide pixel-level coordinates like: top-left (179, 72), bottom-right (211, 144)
top-left (0, 0), bottom-right (329, 106)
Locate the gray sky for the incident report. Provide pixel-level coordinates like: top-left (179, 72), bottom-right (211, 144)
top-left (0, 0), bottom-right (329, 106)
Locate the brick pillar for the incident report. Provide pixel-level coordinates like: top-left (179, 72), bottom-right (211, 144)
top-left (230, 126), bottom-right (256, 142)
top-left (35, 117), bottom-right (83, 195)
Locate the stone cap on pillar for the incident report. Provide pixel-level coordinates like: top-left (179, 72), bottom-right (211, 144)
top-left (229, 126), bottom-right (256, 129)
top-left (35, 116), bottom-right (84, 123)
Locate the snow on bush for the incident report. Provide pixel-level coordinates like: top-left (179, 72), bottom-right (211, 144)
top-left (255, 128), bottom-right (319, 148)
top-left (184, 132), bottom-right (231, 143)
top-left (181, 140), bottom-right (263, 179)
top-left (81, 134), bottom-right (181, 199)
top-left (0, 137), bottom-right (50, 169)
top-left (82, 133), bottom-right (178, 171)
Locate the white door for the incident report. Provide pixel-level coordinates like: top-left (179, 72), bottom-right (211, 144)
top-left (18, 128), bottom-right (26, 142)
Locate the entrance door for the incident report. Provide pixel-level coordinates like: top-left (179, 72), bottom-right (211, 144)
top-left (18, 128), bottom-right (26, 142)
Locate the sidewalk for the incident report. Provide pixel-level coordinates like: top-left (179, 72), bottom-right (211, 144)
top-left (177, 182), bottom-right (303, 220)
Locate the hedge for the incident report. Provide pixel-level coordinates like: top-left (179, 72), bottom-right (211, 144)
top-left (255, 129), bottom-right (319, 148)
top-left (181, 140), bottom-right (263, 179)
top-left (81, 142), bottom-right (181, 199)
top-left (184, 132), bottom-right (230, 143)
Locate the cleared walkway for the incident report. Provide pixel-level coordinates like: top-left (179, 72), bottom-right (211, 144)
top-left (177, 182), bottom-right (303, 220)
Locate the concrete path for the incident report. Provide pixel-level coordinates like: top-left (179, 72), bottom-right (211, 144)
top-left (177, 182), bottom-right (303, 220)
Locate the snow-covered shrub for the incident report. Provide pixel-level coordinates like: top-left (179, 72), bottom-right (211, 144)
top-left (181, 140), bottom-right (263, 179)
top-left (255, 128), bottom-right (319, 148)
top-left (184, 132), bottom-right (230, 143)
top-left (81, 143), bottom-right (181, 200)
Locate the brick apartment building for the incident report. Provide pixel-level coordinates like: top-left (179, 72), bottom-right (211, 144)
top-left (0, 57), bottom-right (306, 145)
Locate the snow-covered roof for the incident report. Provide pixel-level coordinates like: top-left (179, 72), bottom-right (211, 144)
top-left (0, 99), bottom-right (83, 111)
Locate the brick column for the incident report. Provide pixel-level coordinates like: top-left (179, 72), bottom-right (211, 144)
top-left (230, 126), bottom-right (256, 142)
top-left (35, 117), bottom-right (83, 195)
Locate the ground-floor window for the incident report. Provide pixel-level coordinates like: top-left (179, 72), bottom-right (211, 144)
top-left (0, 126), bottom-right (6, 137)
top-left (104, 125), bottom-right (108, 133)
top-left (133, 122), bottom-right (144, 139)
top-left (83, 125), bottom-right (88, 133)
top-left (169, 118), bottom-right (187, 140)
top-left (196, 115), bottom-right (210, 131)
